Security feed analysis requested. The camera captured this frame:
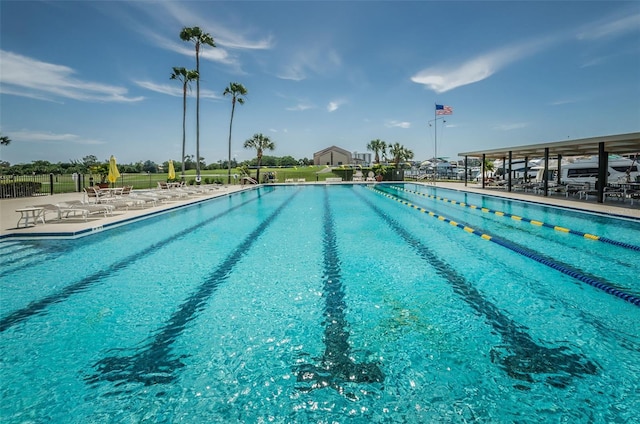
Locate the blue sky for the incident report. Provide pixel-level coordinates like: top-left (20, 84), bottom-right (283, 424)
top-left (1, 1), bottom-right (639, 166)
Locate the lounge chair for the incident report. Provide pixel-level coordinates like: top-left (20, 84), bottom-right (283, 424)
top-left (143, 190), bottom-right (179, 201)
top-left (84, 186), bottom-right (108, 204)
top-left (604, 186), bottom-right (625, 202)
top-left (577, 183), bottom-right (598, 200)
top-left (32, 204), bottom-right (89, 222)
top-left (57, 201), bottom-right (114, 217)
top-left (241, 176), bottom-right (258, 185)
top-left (126, 192), bottom-right (159, 207)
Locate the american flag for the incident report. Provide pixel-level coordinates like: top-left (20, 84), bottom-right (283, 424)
top-left (435, 104), bottom-right (453, 115)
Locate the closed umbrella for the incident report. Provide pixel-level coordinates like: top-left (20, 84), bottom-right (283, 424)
top-left (108, 155), bottom-right (120, 185)
top-left (168, 160), bottom-right (176, 180)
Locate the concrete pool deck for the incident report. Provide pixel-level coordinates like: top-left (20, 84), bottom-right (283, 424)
top-left (0, 185), bottom-right (250, 238)
top-left (1, 182), bottom-right (638, 238)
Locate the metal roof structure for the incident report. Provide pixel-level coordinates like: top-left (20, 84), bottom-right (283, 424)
top-left (458, 132), bottom-right (640, 160)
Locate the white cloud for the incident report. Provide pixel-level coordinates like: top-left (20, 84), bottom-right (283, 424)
top-left (11, 130), bottom-right (105, 145)
top-left (153, 1), bottom-right (274, 50)
top-left (576, 13), bottom-right (640, 40)
top-left (549, 98), bottom-right (579, 106)
top-left (135, 80), bottom-right (219, 99)
top-left (131, 3), bottom-right (273, 76)
top-left (493, 123), bottom-right (528, 131)
top-left (286, 103), bottom-right (313, 111)
top-left (411, 38), bottom-right (551, 94)
top-left (0, 50), bottom-right (144, 103)
top-left (277, 48), bottom-right (342, 81)
top-left (142, 29), bottom-right (236, 67)
top-left (385, 120), bottom-right (411, 129)
top-left (277, 64), bottom-right (307, 81)
top-left (327, 99), bottom-right (346, 112)
top-left (412, 12), bottom-right (640, 94)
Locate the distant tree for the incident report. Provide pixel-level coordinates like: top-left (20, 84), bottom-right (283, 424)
top-left (484, 159), bottom-right (495, 180)
top-left (367, 139), bottom-right (387, 164)
top-left (171, 66), bottom-right (199, 181)
top-left (180, 26), bottom-right (215, 183)
top-left (1, 133), bottom-right (11, 146)
top-left (223, 82), bottom-right (247, 184)
top-left (278, 155), bottom-right (298, 166)
top-left (389, 142), bottom-right (414, 168)
top-left (266, 156), bottom-right (279, 166)
top-left (184, 154), bottom-right (195, 171)
top-left (82, 155), bottom-right (99, 168)
top-left (244, 133), bottom-right (275, 182)
top-left (142, 160), bottom-right (158, 173)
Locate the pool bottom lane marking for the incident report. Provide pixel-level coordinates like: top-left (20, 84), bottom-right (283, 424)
top-left (388, 185), bottom-right (640, 252)
top-left (372, 187), bottom-right (640, 307)
top-left (294, 188), bottom-right (385, 397)
top-left (85, 190), bottom-right (299, 389)
top-left (357, 189), bottom-right (598, 388)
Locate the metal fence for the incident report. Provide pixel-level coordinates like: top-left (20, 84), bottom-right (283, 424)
top-left (0, 173), bottom-right (192, 198)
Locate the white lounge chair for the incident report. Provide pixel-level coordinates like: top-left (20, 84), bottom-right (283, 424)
top-left (57, 201), bottom-right (114, 217)
top-left (32, 204), bottom-right (89, 222)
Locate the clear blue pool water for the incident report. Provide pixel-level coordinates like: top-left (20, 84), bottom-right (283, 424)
top-left (1, 184), bottom-right (639, 423)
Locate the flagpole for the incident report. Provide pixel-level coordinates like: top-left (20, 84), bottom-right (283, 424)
top-left (434, 103), bottom-right (437, 185)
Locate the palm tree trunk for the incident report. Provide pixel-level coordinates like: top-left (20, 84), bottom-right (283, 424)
top-left (256, 151), bottom-right (262, 182)
top-left (195, 43), bottom-right (201, 183)
top-left (181, 83), bottom-right (187, 180)
top-left (228, 99), bottom-right (236, 184)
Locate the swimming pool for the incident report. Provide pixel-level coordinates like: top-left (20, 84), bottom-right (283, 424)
top-left (1, 184), bottom-right (639, 422)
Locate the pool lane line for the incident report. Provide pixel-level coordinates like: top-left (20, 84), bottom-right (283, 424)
top-left (0, 190), bottom-right (271, 333)
top-left (388, 185), bottom-right (640, 253)
top-left (86, 189), bottom-right (300, 388)
top-left (369, 186), bottom-right (640, 308)
top-left (355, 187), bottom-right (598, 387)
top-left (295, 187), bottom-right (384, 396)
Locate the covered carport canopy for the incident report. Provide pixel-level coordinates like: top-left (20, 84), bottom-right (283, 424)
top-left (458, 132), bottom-right (640, 203)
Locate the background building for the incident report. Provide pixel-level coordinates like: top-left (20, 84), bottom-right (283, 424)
top-left (313, 146), bottom-right (352, 166)
top-left (352, 151), bottom-right (372, 167)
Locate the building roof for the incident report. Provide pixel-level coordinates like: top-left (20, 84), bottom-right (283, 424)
top-left (458, 132), bottom-right (640, 160)
top-left (313, 145), bottom-right (352, 156)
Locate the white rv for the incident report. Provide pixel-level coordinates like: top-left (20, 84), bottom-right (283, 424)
top-left (534, 155), bottom-right (639, 185)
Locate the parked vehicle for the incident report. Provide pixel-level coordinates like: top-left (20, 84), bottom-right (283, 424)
top-left (534, 155), bottom-right (639, 185)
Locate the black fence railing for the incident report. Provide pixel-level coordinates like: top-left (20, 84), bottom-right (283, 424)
top-left (0, 173), bottom-right (153, 198)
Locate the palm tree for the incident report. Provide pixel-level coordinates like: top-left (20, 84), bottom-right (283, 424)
top-left (484, 158), bottom-right (495, 181)
top-left (389, 142), bottom-right (414, 168)
top-left (180, 26), bottom-right (215, 183)
top-left (0, 133), bottom-right (10, 146)
top-left (223, 82), bottom-right (248, 184)
top-left (170, 67), bottom-right (199, 181)
top-left (243, 133), bottom-right (275, 182)
top-left (366, 139), bottom-right (387, 164)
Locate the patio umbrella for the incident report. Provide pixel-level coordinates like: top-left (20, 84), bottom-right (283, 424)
top-left (168, 160), bottom-right (176, 180)
top-left (108, 155), bottom-right (120, 184)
